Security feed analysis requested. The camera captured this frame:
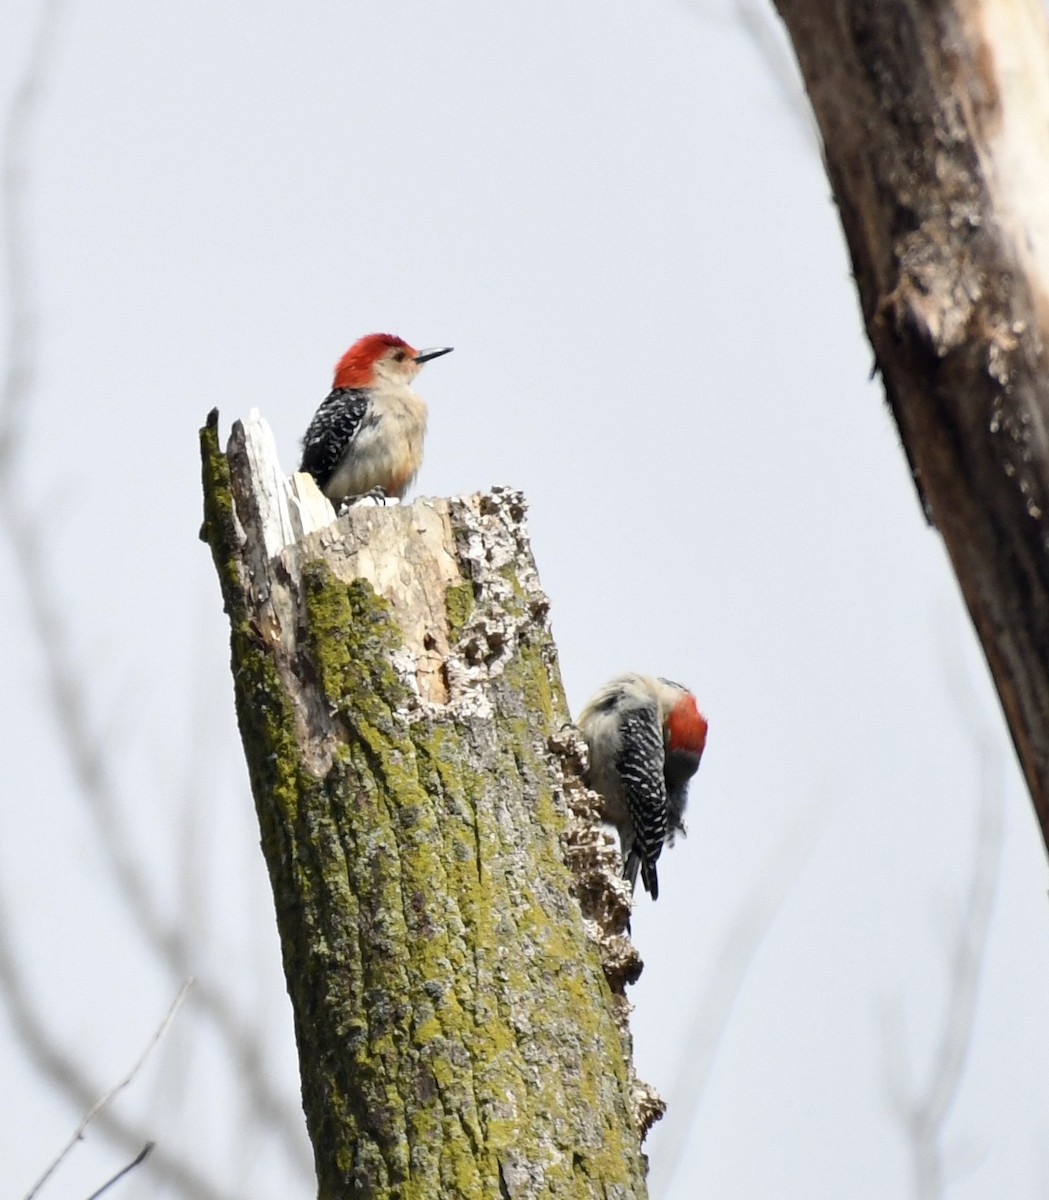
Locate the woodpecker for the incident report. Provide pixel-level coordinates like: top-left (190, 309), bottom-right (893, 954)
top-left (299, 333), bottom-right (453, 506)
top-left (578, 673), bottom-right (707, 901)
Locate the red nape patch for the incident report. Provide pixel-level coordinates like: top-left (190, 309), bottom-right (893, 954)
top-left (333, 333), bottom-right (415, 388)
top-left (667, 694), bottom-right (708, 756)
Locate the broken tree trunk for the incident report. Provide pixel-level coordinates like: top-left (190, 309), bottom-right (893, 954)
top-left (199, 410), bottom-right (660, 1200)
top-left (772, 1), bottom-right (1049, 843)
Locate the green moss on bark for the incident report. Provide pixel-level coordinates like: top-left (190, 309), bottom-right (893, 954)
top-left (444, 581), bottom-right (475, 637)
top-left (200, 416), bottom-right (647, 1199)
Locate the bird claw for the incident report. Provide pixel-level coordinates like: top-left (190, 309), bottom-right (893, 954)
top-left (338, 487), bottom-right (390, 513)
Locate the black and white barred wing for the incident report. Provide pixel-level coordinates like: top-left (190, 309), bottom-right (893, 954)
top-left (616, 702), bottom-right (669, 900)
top-left (299, 387), bottom-right (371, 492)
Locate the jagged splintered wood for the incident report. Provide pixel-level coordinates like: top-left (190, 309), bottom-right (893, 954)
top-left (199, 409), bottom-right (662, 1200)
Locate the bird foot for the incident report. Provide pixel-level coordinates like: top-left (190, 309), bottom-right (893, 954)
top-left (338, 487), bottom-right (392, 513)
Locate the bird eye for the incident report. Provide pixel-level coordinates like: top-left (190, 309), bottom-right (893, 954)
top-left (392, 349), bottom-right (406, 362)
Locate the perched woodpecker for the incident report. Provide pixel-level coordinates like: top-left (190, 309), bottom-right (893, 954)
top-left (299, 333), bottom-right (453, 505)
top-left (578, 673), bottom-right (707, 900)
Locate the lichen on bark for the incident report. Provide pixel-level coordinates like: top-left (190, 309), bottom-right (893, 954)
top-left (199, 410), bottom-right (655, 1198)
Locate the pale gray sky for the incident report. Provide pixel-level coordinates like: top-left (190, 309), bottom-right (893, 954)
top-left (3, 1), bottom-right (1048, 1197)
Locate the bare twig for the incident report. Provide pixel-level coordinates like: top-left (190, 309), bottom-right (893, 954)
top-left (0, 1), bottom-right (310, 1182)
top-left (675, 0), bottom-right (815, 141)
top-left (2, 520), bottom-right (310, 1169)
top-left (732, 0), bottom-right (813, 133)
top-left (651, 800), bottom-right (827, 1197)
top-left (25, 980), bottom-right (192, 1200)
top-left (4, 528), bottom-right (309, 1170)
top-left (0, 885), bottom-right (228, 1200)
top-left (83, 1143), bottom-right (153, 1200)
top-left (0, 0), bottom-right (66, 472)
top-left (882, 641), bottom-right (1005, 1200)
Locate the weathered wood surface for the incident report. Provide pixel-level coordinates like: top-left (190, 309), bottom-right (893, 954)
top-left (773, 1), bottom-right (1049, 840)
top-left (199, 409), bottom-right (657, 1200)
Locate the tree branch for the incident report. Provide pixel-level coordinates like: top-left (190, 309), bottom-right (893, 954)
top-left (25, 982), bottom-right (190, 1200)
top-left (0, 5), bottom-right (310, 1180)
top-left (771, 0), bottom-right (1049, 841)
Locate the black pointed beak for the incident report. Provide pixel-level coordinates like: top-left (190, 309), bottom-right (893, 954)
top-left (413, 346), bottom-right (453, 364)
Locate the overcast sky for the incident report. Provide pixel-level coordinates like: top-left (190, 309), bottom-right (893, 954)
top-left (3, 1), bottom-right (1048, 1197)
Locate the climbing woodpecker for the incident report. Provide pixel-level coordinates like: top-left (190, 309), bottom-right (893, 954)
top-left (578, 673), bottom-right (707, 901)
top-left (299, 333), bottom-right (453, 505)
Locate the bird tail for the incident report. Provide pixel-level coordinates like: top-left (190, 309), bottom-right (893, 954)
top-left (624, 851), bottom-right (659, 901)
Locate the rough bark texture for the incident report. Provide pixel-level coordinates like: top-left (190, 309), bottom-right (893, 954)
top-left (199, 410), bottom-right (656, 1199)
top-left (772, 0), bottom-right (1049, 839)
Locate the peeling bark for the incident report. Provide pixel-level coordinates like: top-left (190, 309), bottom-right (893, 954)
top-left (199, 410), bottom-right (655, 1199)
top-left (772, 0), bottom-right (1049, 840)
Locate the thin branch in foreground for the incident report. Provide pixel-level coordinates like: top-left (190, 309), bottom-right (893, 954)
top-left (882, 641), bottom-right (1006, 1200)
top-left (0, 0), bottom-right (310, 1177)
top-left (83, 1142), bottom-right (153, 1200)
top-left (24, 980), bottom-right (193, 1200)
top-left (651, 799), bottom-right (827, 1197)
top-left (732, 0), bottom-right (814, 136)
top-left (0, 515), bottom-right (312, 1174)
top-left (0, 13), bottom-right (229, 1200)
top-left (674, 0), bottom-right (815, 142)
top-left (0, 878), bottom-right (232, 1200)
top-left (882, 753), bottom-right (1003, 1200)
top-left (0, 0), bottom-right (67, 472)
